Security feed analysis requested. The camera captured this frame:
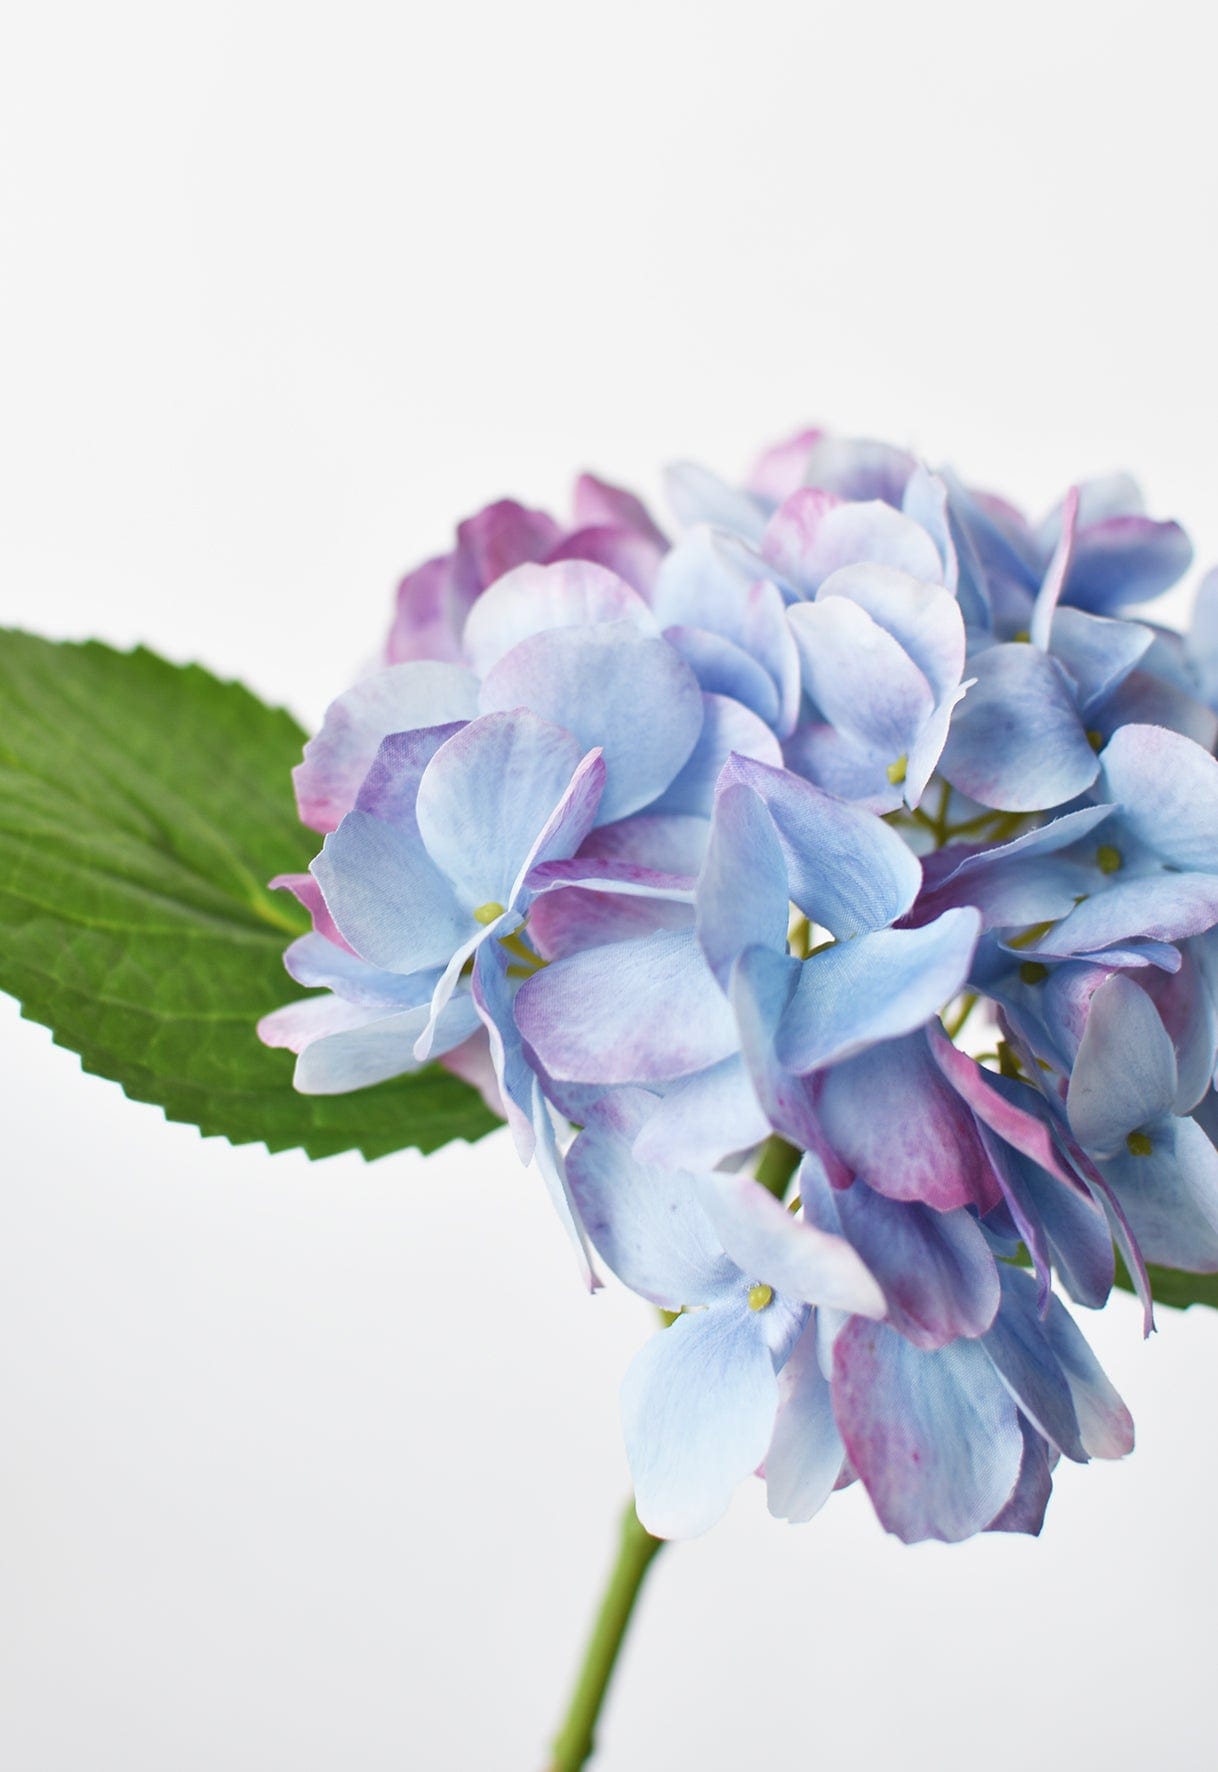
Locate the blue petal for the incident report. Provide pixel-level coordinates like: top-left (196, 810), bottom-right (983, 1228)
top-left (312, 810), bottom-right (467, 973)
top-left (287, 992), bottom-right (480, 1093)
top-left (294, 662), bottom-right (479, 833)
top-left (720, 753), bottom-right (922, 934)
top-left (663, 625), bottom-right (781, 726)
top-left (415, 710), bottom-right (592, 909)
top-left (832, 1319), bottom-right (1024, 1544)
top-left (984, 1418), bottom-right (1053, 1536)
top-left (696, 781), bottom-right (789, 988)
top-left (460, 558), bottom-right (658, 676)
top-left (479, 623), bottom-right (703, 824)
top-left (776, 910), bottom-right (980, 1074)
top-left (1066, 973), bottom-right (1177, 1156)
top-left (788, 593), bottom-right (934, 760)
top-left (1097, 723), bottom-right (1218, 872)
top-left (648, 692), bottom-right (783, 818)
top-left (354, 722), bottom-right (467, 827)
top-left (515, 927), bottom-right (739, 1085)
top-left (939, 643), bottom-right (1099, 811)
top-left (283, 932), bottom-right (439, 1009)
top-left (564, 1090), bottom-right (735, 1307)
top-left (694, 1171), bottom-right (885, 1316)
top-left (1100, 1117), bottom-right (1218, 1271)
top-left (623, 1304), bottom-right (778, 1537)
top-left (630, 1055), bottom-right (770, 1172)
top-left (663, 462), bottom-right (770, 541)
top-left (765, 1317), bottom-right (846, 1523)
top-left (980, 1267), bottom-right (1087, 1461)
top-left (1048, 607), bottom-right (1151, 713)
top-left (1064, 513), bottom-right (1193, 614)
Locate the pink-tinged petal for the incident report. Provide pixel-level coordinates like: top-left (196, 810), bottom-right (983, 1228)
top-left (833, 1318), bottom-right (1023, 1544)
top-left (439, 1027), bottom-right (507, 1119)
top-left (1029, 485), bottom-right (1079, 650)
top-left (695, 1170), bottom-right (886, 1316)
top-left (623, 1306), bottom-right (779, 1539)
top-left (386, 555), bottom-right (464, 665)
top-left (829, 1181), bottom-right (1001, 1350)
top-left (479, 624), bottom-right (704, 825)
top-left (353, 723), bottom-right (467, 828)
top-left (984, 1419), bottom-right (1054, 1536)
top-left (528, 885), bottom-right (693, 960)
top-left (454, 498), bottom-right (564, 596)
top-left (764, 1316), bottom-right (845, 1523)
top-left (730, 946), bottom-right (827, 1156)
top-left (764, 492), bottom-right (943, 594)
top-left (815, 1031), bottom-right (1002, 1212)
top-left (650, 693), bottom-right (783, 818)
top-left (746, 427), bottom-right (824, 503)
top-left (939, 643), bottom-right (1099, 812)
top-left (461, 558), bottom-right (658, 677)
top-left (260, 993), bottom-right (480, 1094)
top-left (546, 526), bottom-right (664, 598)
top-left (258, 993), bottom-right (382, 1055)
top-left (576, 811), bottom-right (709, 874)
top-left (269, 871), bottom-right (355, 954)
top-left (927, 1024), bottom-right (1090, 1197)
top-left (311, 810), bottom-right (468, 974)
top-left (283, 932), bottom-right (438, 1009)
top-left (515, 927), bottom-right (739, 1085)
top-left (572, 472), bottom-right (669, 549)
top-left (294, 663), bottom-right (479, 833)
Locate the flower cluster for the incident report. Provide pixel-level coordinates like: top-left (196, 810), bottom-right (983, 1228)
top-left (260, 429), bottom-right (1218, 1543)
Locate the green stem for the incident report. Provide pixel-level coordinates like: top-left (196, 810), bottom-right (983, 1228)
top-left (754, 1132), bottom-right (802, 1201)
top-left (546, 1501), bottom-right (665, 1772)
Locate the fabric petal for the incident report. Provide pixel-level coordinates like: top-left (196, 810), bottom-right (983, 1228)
top-left (695, 1172), bottom-right (885, 1316)
top-left (814, 1030), bottom-right (1002, 1212)
top-left (649, 692), bottom-right (783, 818)
top-left (564, 1090), bottom-right (734, 1305)
top-left (832, 1318), bottom-right (1024, 1544)
top-left (289, 994), bottom-right (479, 1093)
top-left (515, 926), bottom-right (739, 1084)
top-left (282, 932), bottom-right (439, 1009)
top-left (1065, 514), bottom-right (1193, 614)
top-left (630, 1055), bottom-right (770, 1171)
top-left (762, 492), bottom-right (943, 593)
top-left (939, 643), bottom-right (1099, 811)
top-left (1100, 1118), bottom-right (1218, 1271)
top-left (1097, 723), bottom-right (1218, 872)
top-left (479, 624), bottom-right (703, 824)
top-left (788, 594), bottom-right (934, 761)
top-left (1067, 972), bottom-right (1178, 1156)
top-left (623, 1305), bottom-right (779, 1538)
top-left (696, 781), bottom-right (789, 988)
top-left (311, 810), bottom-right (468, 973)
top-left (776, 911), bottom-right (980, 1075)
top-left (765, 1317), bottom-right (846, 1523)
top-left (720, 753), bottom-right (922, 934)
top-left (460, 558), bottom-right (658, 677)
top-left (294, 663), bottom-right (479, 833)
top-left (415, 710), bottom-right (588, 910)
top-left (829, 1180), bottom-right (1001, 1349)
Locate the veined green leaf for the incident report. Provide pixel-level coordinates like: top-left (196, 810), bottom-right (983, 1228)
top-left (0, 630), bottom-right (500, 1159)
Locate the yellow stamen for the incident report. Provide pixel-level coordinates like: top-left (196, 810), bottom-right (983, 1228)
top-left (1126, 1130), bottom-right (1153, 1157)
top-left (1086, 729), bottom-right (1105, 751)
top-left (886, 754), bottom-right (908, 786)
top-left (747, 1283), bottom-right (773, 1312)
top-left (473, 900), bottom-right (506, 925)
top-left (1096, 844), bottom-right (1123, 875)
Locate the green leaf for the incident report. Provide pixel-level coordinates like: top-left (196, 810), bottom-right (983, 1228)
top-left (0, 629), bottom-right (500, 1159)
top-left (1115, 1253), bottom-right (1218, 1314)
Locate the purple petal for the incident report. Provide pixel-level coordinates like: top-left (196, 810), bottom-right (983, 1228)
top-left (572, 472), bottom-right (668, 549)
top-left (814, 1030), bottom-right (1002, 1212)
top-left (1066, 973), bottom-right (1177, 1157)
top-left (294, 662), bottom-right (479, 833)
top-left (832, 1318), bottom-right (1024, 1544)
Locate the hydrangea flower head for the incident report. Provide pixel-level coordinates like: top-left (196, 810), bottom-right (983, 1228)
top-left (261, 429), bottom-right (1218, 1543)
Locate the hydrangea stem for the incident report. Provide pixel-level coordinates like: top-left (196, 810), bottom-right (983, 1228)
top-left (546, 1500), bottom-right (665, 1772)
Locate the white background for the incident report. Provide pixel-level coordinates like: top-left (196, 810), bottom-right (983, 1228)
top-left (2, 3), bottom-right (1218, 1767)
